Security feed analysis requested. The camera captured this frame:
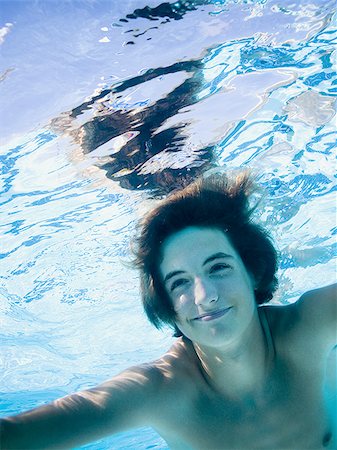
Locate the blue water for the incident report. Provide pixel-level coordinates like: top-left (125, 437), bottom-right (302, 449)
top-left (0, 0), bottom-right (336, 448)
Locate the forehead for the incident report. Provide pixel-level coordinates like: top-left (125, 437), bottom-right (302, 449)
top-left (159, 226), bottom-right (238, 274)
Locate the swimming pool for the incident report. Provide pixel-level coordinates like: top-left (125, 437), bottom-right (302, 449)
top-left (0, 0), bottom-right (336, 448)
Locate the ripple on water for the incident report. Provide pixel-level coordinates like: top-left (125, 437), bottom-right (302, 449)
top-left (1, 1), bottom-right (336, 449)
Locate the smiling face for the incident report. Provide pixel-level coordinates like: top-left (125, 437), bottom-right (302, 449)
top-left (159, 226), bottom-right (257, 348)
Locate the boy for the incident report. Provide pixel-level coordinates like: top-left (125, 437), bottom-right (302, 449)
top-left (1, 171), bottom-right (336, 449)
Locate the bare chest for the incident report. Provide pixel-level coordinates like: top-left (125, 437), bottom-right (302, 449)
top-left (156, 361), bottom-right (335, 450)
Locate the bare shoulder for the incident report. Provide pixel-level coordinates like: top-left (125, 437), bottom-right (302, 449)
top-left (263, 283), bottom-right (337, 357)
top-left (146, 338), bottom-right (207, 430)
top-left (90, 338), bottom-right (199, 432)
top-left (297, 283), bottom-right (336, 347)
top-left (297, 283), bottom-right (337, 310)
top-left (150, 337), bottom-right (201, 386)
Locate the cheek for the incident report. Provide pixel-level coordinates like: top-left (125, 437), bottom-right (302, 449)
top-left (172, 294), bottom-right (191, 313)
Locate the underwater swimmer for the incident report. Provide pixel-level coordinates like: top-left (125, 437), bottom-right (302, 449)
top-left (1, 171), bottom-right (336, 449)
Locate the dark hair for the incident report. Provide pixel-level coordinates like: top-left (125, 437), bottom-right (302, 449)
top-left (132, 171), bottom-right (278, 337)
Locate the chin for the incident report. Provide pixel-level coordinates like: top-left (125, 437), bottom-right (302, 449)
top-left (182, 327), bottom-right (234, 349)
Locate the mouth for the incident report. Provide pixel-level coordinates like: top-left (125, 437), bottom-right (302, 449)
top-left (192, 307), bottom-right (232, 322)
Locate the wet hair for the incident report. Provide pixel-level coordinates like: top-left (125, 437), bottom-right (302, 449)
top-left (132, 171), bottom-right (278, 337)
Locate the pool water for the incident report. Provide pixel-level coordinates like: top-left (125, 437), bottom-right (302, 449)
top-left (0, 0), bottom-right (336, 448)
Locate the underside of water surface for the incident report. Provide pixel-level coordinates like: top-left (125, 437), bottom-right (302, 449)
top-left (0, 0), bottom-right (336, 448)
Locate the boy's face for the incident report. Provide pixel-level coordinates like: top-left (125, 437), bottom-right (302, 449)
top-left (159, 226), bottom-right (257, 349)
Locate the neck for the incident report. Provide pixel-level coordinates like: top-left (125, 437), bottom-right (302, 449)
top-left (192, 308), bottom-right (274, 398)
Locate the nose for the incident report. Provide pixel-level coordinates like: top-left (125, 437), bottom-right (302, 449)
top-left (194, 277), bottom-right (218, 306)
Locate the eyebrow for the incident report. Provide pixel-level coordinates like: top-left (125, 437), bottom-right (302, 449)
top-left (164, 270), bottom-right (186, 284)
top-left (203, 252), bottom-right (233, 266)
top-left (163, 252), bottom-right (233, 284)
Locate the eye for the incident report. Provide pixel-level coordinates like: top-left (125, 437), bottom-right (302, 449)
top-left (170, 278), bottom-right (189, 292)
top-left (209, 263), bottom-right (231, 274)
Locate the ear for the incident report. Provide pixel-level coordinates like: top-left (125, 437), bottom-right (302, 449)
top-left (173, 324), bottom-right (183, 338)
top-left (249, 269), bottom-right (262, 291)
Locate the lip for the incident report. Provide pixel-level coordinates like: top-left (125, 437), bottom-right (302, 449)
top-left (192, 307), bottom-right (232, 322)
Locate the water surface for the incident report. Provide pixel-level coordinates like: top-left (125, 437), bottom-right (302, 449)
top-left (0, 1), bottom-right (336, 448)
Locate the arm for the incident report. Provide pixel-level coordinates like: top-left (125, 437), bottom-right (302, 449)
top-left (0, 364), bottom-right (159, 450)
top-left (297, 283), bottom-right (337, 352)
